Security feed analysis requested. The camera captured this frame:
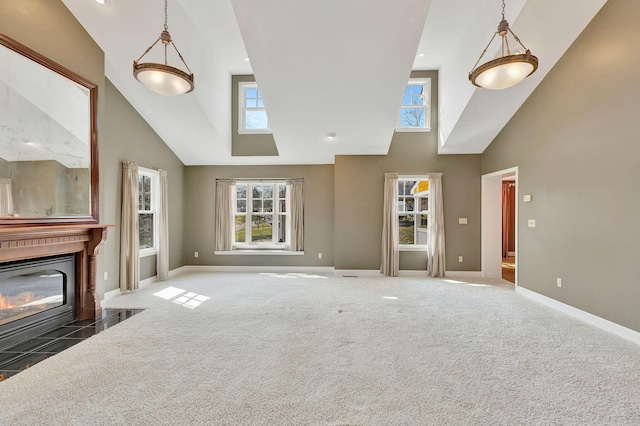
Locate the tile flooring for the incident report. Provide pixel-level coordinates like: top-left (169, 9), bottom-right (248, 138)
top-left (0, 308), bottom-right (142, 382)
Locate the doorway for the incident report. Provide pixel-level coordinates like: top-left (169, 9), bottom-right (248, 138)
top-left (481, 167), bottom-right (518, 286)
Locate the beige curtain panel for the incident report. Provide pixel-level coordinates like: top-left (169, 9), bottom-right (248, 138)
top-left (286, 179), bottom-right (304, 251)
top-left (381, 173), bottom-right (399, 277)
top-left (157, 169), bottom-right (169, 281)
top-left (120, 161), bottom-right (140, 291)
top-left (427, 172), bottom-right (445, 277)
top-left (0, 178), bottom-right (13, 217)
top-left (215, 179), bottom-right (236, 251)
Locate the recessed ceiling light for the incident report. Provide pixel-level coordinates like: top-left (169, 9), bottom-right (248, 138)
top-left (417, 53), bottom-right (425, 58)
top-left (94, 0), bottom-right (109, 5)
top-left (243, 57), bottom-right (250, 62)
top-left (25, 142), bottom-right (35, 146)
top-left (326, 133), bottom-right (337, 140)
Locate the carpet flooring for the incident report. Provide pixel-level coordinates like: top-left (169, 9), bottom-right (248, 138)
top-left (0, 271), bottom-right (638, 425)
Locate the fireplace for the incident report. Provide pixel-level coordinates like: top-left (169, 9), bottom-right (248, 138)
top-left (0, 254), bottom-right (76, 350)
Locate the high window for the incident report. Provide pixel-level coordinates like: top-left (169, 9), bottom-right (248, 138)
top-left (235, 182), bottom-right (286, 248)
top-left (397, 78), bottom-right (431, 131)
top-left (397, 177), bottom-right (429, 249)
top-left (138, 167), bottom-right (159, 256)
top-left (238, 82), bottom-right (270, 133)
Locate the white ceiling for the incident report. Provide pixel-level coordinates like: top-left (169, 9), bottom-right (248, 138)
top-left (61, 0), bottom-right (607, 165)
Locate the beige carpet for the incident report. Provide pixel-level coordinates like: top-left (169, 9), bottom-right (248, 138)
top-left (0, 271), bottom-right (639, 425)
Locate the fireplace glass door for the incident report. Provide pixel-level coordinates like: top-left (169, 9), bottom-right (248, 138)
top-left (0, 254), bottom-right (75, 350)
top-left (0, 269), bottom-right (65, 327)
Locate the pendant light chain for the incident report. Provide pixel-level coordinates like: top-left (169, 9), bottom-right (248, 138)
top-left (164, 0), bottom-right (168, 31)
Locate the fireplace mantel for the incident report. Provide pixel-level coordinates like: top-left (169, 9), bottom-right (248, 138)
top-left (0, 224), bottom-right (114, 320)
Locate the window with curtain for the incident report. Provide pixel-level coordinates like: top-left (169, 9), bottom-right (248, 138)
top-left (216, 178), bottom-right (303, 252)
top-left (397, 177), bottom-right (429, 250)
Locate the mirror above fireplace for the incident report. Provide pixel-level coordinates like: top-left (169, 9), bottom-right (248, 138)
top-left (0, 33), bottom-right (98, 224)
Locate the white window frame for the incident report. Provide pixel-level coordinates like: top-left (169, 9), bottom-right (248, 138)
top-left (234, 181), bottom-right (286, 250)
top-left (138, 167), bottom-right (159, 257)
top-left (397, 176), bottom-right (429, 251)
top-left (396, 78), bottom-right (431, 132)
top-left (238, 82), bottom-right (272, 134)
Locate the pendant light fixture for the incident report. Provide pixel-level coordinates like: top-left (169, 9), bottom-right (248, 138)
top-left (133, 0), bottom-right (194, 96)
top-left (469, 0), bottom-right (538, 90)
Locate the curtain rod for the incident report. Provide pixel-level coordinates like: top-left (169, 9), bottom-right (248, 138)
top-left (216, 178), bottom-right (303, 183)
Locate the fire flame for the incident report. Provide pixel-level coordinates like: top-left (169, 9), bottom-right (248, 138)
top-left (0, 293), bottom-right (15, 310)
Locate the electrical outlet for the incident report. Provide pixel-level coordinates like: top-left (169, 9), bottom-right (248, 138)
top-left (557, 278), bottom-right (562, 288)
top-left (458, 256), bottom-right (463, 263)
top-left (194, 251), bottom-right (199, 258)
top-left (528, 219), bottom-right (536, 228)
top-left (103, 271), bottom-right (108, 281)
top-left (318, 252), bottom-right (323, 259)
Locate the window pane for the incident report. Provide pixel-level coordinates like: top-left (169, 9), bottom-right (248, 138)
top-left (279, 199), bottom-right (286, 213)
top-left (264, 200), bottom-right (273, 212)
top-left (257, 99), bottom-right (264, 108)
top-left (405, 181), bottom-right (416, 193)
top-left (405, 198), bottom-right (414, 212)
top-left (398, 214), bottom-right (415, 245)
top-left (245, 110), bottom-right (269, 130)
top-left (397, 182), bottom-right (404, 195)
top-left (402, 95), bottom-right (412, 106)
top-left (420, 197), bottom-right (428, 212)
top-left (144, 193), bottom-right (151, 211)
top-left (235, 215), bottom-right (246, 243)
top-left (411, 85), bottom-right (423, 95)
top-left (278, 215), bottom-right (286, 243)
top-left (252, 200), bottom-right (262, 213)
top-left (236, 184), bottom-right (246, 199)
top-left (251, 215), bottom-right (273, 243)
top-left (404, 85), bottom-right (412, 95)
top-left (252, 185), bottom-right (262, 199)
top-left (416, 214), bottom-right (429, 245)
top-left (399, 108), bottom-right (424, 127)
top-left (246, 97), bottom-right (257, 108)
top-left (236, 200), bottom-right (246, 213)
top-left (397, 197), bottom-right (405, 212)
top-left (279, 184), bottom-right (286, 198)
top-left (263, 185), bottom-right (273, 199)
top-left (139, 213), bottom-right (154, 249)
top-left (411, 95), bottom-right (424, 105)
top-left (245, 87), bottom-right (256, 98)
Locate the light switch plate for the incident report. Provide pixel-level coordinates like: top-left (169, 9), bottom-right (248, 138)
top-left (528, 219), bottom-right (536, 228)
top-left (458, 217), bottom-right (468, 225)
top-left (523, 194), bottom-right (532, 202)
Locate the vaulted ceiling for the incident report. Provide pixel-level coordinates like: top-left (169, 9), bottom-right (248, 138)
top-left (61, 0), bottom-right (607, 165)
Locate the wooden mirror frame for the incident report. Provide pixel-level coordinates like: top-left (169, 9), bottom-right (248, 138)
top-left (0, 33), bottom-right (98, 225)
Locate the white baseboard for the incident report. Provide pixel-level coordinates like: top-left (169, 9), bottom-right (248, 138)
top-left (445, 270), bottom-right (482, 278)
top-left (517, 286), bottom-right (640, 347)
top-left (335, 269), bottom-right (382, 277)
top-left (183, 265), bottom-right (336, 274)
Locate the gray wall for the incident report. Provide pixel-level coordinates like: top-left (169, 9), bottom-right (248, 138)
top-left (184, 165), bottom-right (334, 267)
top-left (334, 71), bottom-right (482, 271)
top-left (0, 0), bottom-right (186, 295)
top-left (102, 80), bottom-right (186, 288)
top-left (231, 75), bottom-right (279, 156)
top-left (481, 0), bottom-right (640, 332)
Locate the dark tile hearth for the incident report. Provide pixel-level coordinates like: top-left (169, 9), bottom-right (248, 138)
top-left (0, 308), bottom-right (142, 382)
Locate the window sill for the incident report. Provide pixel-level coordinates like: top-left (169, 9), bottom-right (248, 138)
top-left (399, 246), bottom-right (428, 252)
top-left (238, 129), bottom-right (273, 135)
top-left (395, 127), bottom-right (431, 133)
top-left (214, 250), bottom-right (304, 256)
top-left (140, 248), bottom-right (157, 258)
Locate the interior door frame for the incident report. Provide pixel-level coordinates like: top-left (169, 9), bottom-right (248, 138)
top-left (481, 166), bottom-right (518, 287)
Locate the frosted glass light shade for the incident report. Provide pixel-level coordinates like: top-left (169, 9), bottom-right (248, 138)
top-left (470, 52), bottom-right (538, 90)
top-left (133, 62), bottom-right (194, 96)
